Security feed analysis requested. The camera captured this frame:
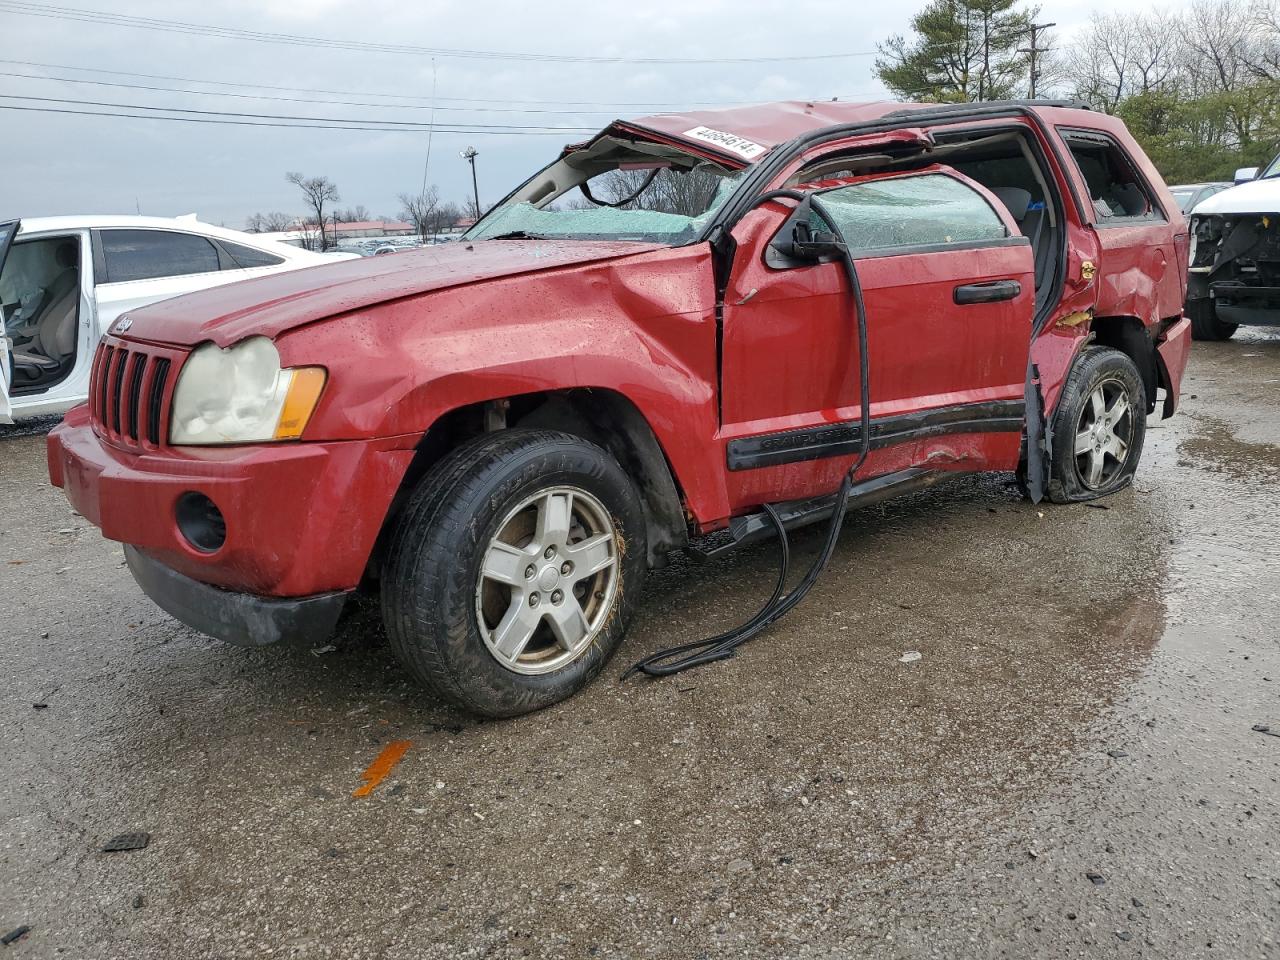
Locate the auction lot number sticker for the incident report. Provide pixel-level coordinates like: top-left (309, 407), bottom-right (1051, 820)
top-left (682, 126), bottom-right (767, 161)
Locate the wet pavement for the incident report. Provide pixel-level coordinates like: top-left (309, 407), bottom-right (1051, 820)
top-left (2, 334), bottom-right (1278, 959)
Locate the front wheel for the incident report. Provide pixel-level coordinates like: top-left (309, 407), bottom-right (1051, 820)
top-left (1045, 347), bottom-right (1147, 504)
top-left (381, 429), bottom-right (647, 717)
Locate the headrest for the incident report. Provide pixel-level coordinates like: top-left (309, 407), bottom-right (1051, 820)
top-left (991, 187), bottom-right (1031, 221)
top-left (55, 241), bottom-right (78, 269)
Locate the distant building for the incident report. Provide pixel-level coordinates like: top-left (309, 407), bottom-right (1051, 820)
top-left (333, 220), bottom-right (415, 239)
top-left (294, 219), bottom-right (415, 240)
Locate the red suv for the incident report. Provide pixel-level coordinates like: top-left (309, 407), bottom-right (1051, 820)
top-left (44, 100), bottom-right (1191, 716)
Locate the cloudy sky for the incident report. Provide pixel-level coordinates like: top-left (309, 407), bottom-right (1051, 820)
top-left (1, 0), bottom-right (1176, 229)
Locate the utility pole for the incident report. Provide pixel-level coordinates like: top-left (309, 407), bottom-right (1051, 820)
top-left (1019, 21), bottom-right (1056, 99)
top-left (461, 146), bottom-right (480, 219)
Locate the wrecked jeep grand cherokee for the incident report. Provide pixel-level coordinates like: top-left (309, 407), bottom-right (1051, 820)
top-left (1187, 152), bottom-right (1280, 340)
top-left (45, 100), bottom-right (1192, 717)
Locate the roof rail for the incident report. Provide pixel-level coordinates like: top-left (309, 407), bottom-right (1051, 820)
top-left (884, 99), bottom-right (1091, 119)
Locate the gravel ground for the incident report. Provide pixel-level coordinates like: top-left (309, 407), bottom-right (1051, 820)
top-left (1, 333), bottom-right (1277, 959)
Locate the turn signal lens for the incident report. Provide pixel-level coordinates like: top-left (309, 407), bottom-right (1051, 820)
top-left (273, 367), bottom-right (327, 439)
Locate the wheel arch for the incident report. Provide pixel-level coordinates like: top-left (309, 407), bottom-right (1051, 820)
top-left (1088, 315), bottom-right (1159, 413)
top-left (373, 387), bottom-right (689, 574)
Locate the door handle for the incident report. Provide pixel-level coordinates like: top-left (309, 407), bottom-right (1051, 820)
top-left (953, 279), bottom-right (1022, 305)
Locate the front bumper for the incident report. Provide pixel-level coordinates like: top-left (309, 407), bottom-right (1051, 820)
top-left (125, 546), bottom-right (347, 646)
top-left (47, 405), bottom-right (418, 599)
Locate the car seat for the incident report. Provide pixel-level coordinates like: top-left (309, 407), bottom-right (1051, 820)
top-left (10, 241), bottom-right (79, 381)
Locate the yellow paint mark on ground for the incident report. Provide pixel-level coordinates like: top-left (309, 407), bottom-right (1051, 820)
top-left (352, 740), bottom-right (412, 798)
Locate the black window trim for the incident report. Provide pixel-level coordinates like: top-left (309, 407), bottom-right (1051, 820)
top-left (94, 227), bottom-right (225, 284)
top-left (212, 238), bottom-right (287, 270)
top-left (1055, 126), bottom-right (1169, 227)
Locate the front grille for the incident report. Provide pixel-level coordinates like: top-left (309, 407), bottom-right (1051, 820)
top-left (89, 338), bottom-right (183, 450)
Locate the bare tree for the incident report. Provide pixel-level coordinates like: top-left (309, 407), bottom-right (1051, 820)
top-left (398, 187), bottom-right (440, 239)
top-left (1064, 0), bottom-right (1280, 181)
top-left (1252, 0), bottom-right (1280, 79)
top-left (588, 165), bottom-right (728, 216)
top-left (285, 172), bottom-right (340, 250)
top-left (245, 211), bottom-right (293, 233)
top-left (334, 205), bottom-right (371, 223)
top-left (434, 200), bottom-right (466, 234)
top-left (1131, 12), bottom-right (1183, 94)
top-left (1068, 15), bottom-right (1137, 111)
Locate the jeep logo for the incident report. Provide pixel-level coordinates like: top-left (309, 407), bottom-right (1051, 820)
top-left (114, 317), bottom-right (132, 333)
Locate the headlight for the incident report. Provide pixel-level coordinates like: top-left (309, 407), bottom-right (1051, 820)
top-left (169, 337), bottom-right (326, 445)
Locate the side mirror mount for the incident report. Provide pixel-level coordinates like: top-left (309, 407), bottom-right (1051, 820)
top-left (788, 220), bottom-right (844, 261)
top-left (1235, 166), bottom-right (1259, 184)
top-left (779, 196), bottom-right (844, 261)
top-left (763, 193), bottom-right (847, 269)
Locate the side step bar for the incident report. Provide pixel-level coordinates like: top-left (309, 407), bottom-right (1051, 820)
top-left (685, 468), bottom-right (945, 562)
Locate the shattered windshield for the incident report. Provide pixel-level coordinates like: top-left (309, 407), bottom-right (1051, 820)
top-left (468, 158), bottom-right (748, 245)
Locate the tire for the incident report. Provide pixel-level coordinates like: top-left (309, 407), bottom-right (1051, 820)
top-left (1045, 347), bottom-right (1147, 504)
top-left (1188, 298), bottom-right (1238, 341)
top-left (381, 429), bottom-right (647, 717)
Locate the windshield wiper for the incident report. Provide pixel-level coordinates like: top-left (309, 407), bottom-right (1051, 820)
top-left (483, 230), bottom-right (554, 240)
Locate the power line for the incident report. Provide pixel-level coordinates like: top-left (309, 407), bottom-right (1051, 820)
top-left (0, 70), bottom-right (631, 116)
top-left (0, 102), bottom-right (593, 135)
top-left (0, 1), bottom-right (876, 64)
top-left (0, 59), bottom-right (769, 108)
top-left (1018, 22), bottom-right (1057, 100)
top-left (0, 94), bottom-right (597, 133)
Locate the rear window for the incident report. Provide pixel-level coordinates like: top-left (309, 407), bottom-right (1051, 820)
top-left (1060, 131), bottom-right (1163, 224)
top-left (813, 173), bottom-right (1009, 254)
top-left (100, 230), bottom-right (221, 283)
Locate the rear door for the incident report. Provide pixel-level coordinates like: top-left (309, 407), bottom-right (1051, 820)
top-left (0, 220), bottom-right (18, 423)
top-left (93, 228), bottom-right (239, 332)
top-left (719, 169), bottom-right (1035, 511)
top-left (1055, 129), bottom-right (1183, 315)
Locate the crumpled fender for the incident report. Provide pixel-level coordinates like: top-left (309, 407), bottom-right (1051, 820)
top-left (276, 244), bottom-right (731, 526)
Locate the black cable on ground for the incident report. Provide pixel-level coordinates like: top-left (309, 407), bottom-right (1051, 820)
top-left (623, 189), bottom-right (873, 679)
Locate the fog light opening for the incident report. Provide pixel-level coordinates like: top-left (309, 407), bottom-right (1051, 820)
top-left (176, 492), bottom-right (227, 553)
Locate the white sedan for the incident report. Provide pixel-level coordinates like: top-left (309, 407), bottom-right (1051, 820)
top-left (0, 215), bottom-right (356, 424)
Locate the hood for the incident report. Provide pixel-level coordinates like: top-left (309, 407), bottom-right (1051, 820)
top-left (119, 239), bottom-right (665, 347)
top-left (1194, 177), bottom-right (1280, 216)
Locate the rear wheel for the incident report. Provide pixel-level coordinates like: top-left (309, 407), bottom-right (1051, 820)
top-left (1188, 298), bottom-right (1238, 341)
top-left (381, 429), bottom-right (646, 717)
top-left (1045, 347), bottom-right (1146, 503)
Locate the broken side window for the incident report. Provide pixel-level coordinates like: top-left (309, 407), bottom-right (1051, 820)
top-left (1059, 131), bottom-right (1163, 224)
top-left (811, 173), bottom-right (1009, 254)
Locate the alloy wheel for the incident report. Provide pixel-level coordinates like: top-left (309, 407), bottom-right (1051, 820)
top-left (475, 486), bottom-right (620, 675)
top-left (1073, 378), bottom-right (1134, 490)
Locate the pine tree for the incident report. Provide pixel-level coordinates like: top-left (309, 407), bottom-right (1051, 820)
top-left (876, 0), bottom-right (1037, 102)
